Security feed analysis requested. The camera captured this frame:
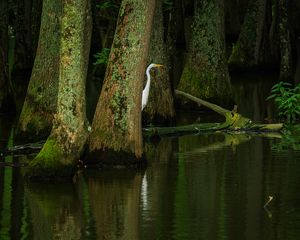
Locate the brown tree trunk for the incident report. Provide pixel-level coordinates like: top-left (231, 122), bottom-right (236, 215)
top-left (26, 0), bottom-right (92, 180)
top-left (87, 0), bottom-right (156, 165)
top-left (144, 0), bottom-right (175, 123)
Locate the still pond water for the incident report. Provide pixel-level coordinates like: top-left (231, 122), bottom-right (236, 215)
top-left (1, 74), bottom-right (300, 240)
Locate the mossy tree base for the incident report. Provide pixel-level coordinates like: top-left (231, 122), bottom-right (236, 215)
top-left (25, 139), bottom-right (75, 181)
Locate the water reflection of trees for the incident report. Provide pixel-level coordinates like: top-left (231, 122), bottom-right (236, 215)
top-left (25, 182), bottom-right (84, 239)
top-left (85, 169), bottom-right (142, 240)
top-left (1, 130), bottom-right (300, 239)
top-left (143, 133), bottom-right (300, 239)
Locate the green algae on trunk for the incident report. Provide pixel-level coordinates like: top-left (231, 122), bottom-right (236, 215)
top-left (25, 139), bottom-right (74, 180)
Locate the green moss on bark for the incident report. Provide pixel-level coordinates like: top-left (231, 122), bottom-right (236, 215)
top-left (25, 139), bottom-right (74, 180)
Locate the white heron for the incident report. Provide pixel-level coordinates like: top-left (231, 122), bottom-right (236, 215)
top-left (142, 63), bottom-right (163, 110)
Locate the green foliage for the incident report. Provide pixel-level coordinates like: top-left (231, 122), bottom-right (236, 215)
top-left (267, 82), bottom-right (300, 123)
top-left (271, 124), bottom-right (300, 151)
top-left (93, 48), bottom-right (110, 66)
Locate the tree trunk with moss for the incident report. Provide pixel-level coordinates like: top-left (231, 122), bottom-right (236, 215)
top-left (15, 0), bottom-right (61, 142)
top-left (144, 0), bottom-right (175, 123)
top-left (26, 0), bottom-right (92, 180)
top-left (177, 0), bottom-right (231, 104)
top-left (228, 0), bottom-right (271, 69)
top-left (87, 0), bottom-right (156, 165)
top-left (278, 0), bottom-right (293, 81)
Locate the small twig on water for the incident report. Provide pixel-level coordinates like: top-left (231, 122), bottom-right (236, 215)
top-left (264, 196), bottom-right (273, 208)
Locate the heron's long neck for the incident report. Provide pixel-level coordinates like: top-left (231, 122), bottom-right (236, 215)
top-left (144, 68), bottom-right (151, 92)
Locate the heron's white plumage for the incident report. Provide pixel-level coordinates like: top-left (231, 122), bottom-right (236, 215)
top-left (142, 63), bottom-right (163, 110)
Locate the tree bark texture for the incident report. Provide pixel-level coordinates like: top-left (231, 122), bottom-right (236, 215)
top-left (88, 0), bottom-right (156, 163)
top-left (228, 0), bottom-right (271, 69)
top-left (26, 0), bottom-right (92, 180)
top-left (0, 0), bottom-right (11, 112)
top-left (144, 0), bottom-right (175, 122)
top-left (16, 0), bottom-right (61, 141)
top-left (278, 0), bottom-right (293, 81)
top-left (177, 0), bottom-right (231, 104)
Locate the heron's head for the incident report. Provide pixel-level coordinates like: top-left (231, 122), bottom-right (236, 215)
top-left (148, 63), bottom-right (164, 70)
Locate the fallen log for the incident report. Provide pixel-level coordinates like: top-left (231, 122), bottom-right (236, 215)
top-left (0, 141), bottom-right (44, 157)
top-left (143, 90), bottom-right (283, 138)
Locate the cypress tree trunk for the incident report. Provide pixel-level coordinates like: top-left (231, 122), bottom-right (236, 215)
top-left (228, 0), bottom-right (271, 69)
top-left (26, 0), bottom-right (92, 180)
top-left (278, 0), bottom-right (293, 81)
top-left (87, 0), bottom-right (156, 165)
top-left (178, 0), bottom-right (231, 104)
top-left (16, 0), bottom-right (61, 141)
top-left (0, 0), bottom-right (12, 112)
top-left (144, 0), bottom-right (175, 122)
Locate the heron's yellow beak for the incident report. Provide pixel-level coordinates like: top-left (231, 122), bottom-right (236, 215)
top-left (155, 64), bottom-right (164, 68)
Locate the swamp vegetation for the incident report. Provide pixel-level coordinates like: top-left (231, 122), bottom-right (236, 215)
top-left (0, 0), bottom-right (300, 180)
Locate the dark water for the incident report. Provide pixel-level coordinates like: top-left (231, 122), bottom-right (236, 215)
top-left (1, 74), bottom-right (300, 240)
